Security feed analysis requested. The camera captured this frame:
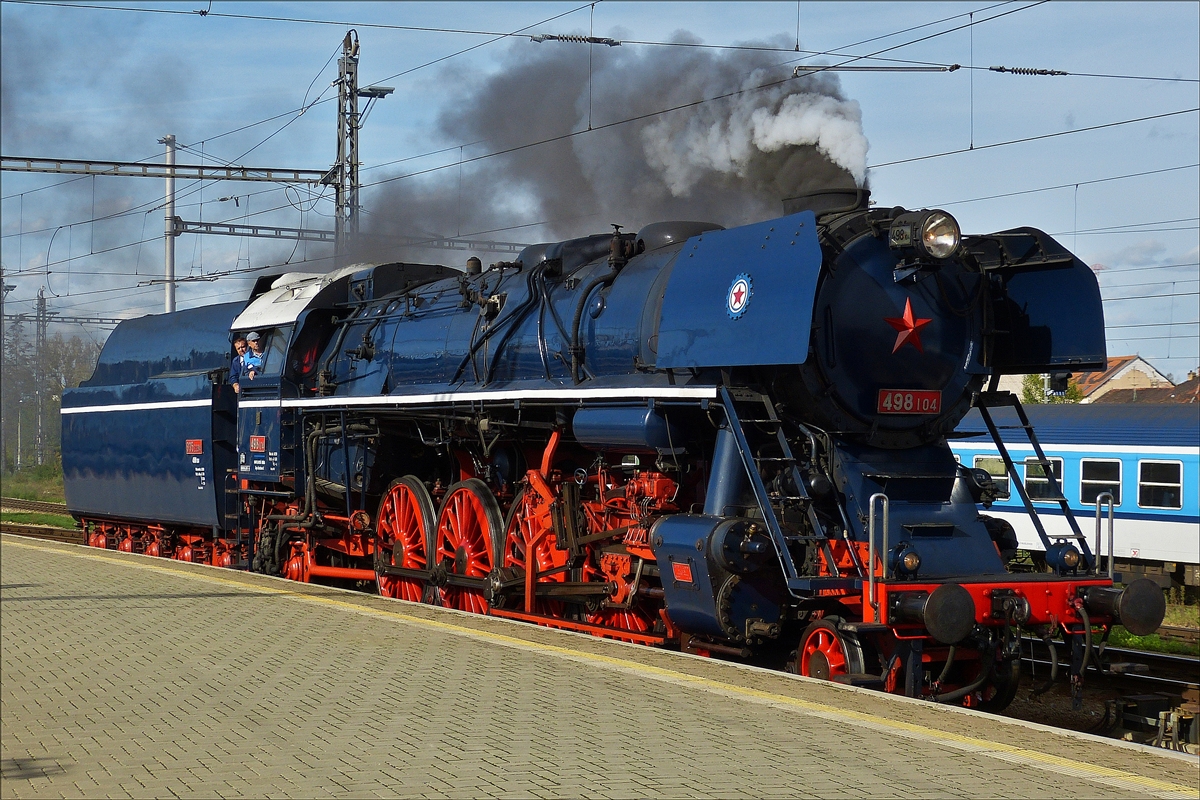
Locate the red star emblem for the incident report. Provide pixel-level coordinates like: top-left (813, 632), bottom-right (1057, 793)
top-left (732, 286), bottom-right (745, 305)
top-left (884, 298), bottom-right (933, 353)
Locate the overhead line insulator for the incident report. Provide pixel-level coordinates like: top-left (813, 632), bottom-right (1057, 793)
top-left (989, 65), bottom-right (1069, 77)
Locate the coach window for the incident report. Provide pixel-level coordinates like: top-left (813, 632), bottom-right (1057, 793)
top-left (973, 456), bottom-right (1010, 499)
top-left (1024, 457), bottom-right (1065, 502)
top-left (1138, 461), bottom-right (1183, 509)
top-left (1081, 459), bottom-right (1121, 506)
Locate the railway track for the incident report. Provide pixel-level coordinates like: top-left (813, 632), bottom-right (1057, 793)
top-left (1, 497), bottom-right (70, 514)
top-left (1022, 636), bottom-right (1199, 693)
top-left (0, 522), bottom-right (86, 545)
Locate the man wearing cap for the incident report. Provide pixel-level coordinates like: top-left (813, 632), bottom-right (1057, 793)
top-left (243, 332), bottom-right (265, 380)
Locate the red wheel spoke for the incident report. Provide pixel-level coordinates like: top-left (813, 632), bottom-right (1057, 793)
top-left (375, 478), bottom-right (433, 600)
top-left (434, 480), bottom-right (501, 612)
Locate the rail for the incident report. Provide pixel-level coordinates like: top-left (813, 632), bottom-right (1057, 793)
top-left (2, 497), bottom-right (70, 514)
top-left (0, 522), bottom-right (85, 545)
top-left (1021, 636), bottom-right (1200, 692)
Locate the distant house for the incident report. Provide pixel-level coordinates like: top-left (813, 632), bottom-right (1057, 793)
top-left (1073, 355), bottom-right (1174, 403)
top-left (995, 355), bottom-right (1178, 404)
top-left (1094, 371), bottom-right (1199, 404)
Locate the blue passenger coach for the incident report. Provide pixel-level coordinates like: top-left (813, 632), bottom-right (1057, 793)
top-left (951, 404), bottom-right (1200, 588)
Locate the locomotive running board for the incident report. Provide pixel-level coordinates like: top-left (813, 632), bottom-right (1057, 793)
top-left (970, 389), bottom-right (1095, 565)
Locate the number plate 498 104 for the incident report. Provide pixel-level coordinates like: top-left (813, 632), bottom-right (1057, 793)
top-left (877, 389), bottom-right (941, 415)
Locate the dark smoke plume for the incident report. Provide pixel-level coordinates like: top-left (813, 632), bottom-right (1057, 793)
top-left (358, 32), bottom-right (868, 258)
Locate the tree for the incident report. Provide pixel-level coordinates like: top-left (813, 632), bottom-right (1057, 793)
top-left (1, 318), bottom-right (35, 472)
top-left (1021, 373), bottom-right (1084, 404)
top-left (1, 326), bottom-right (100, 472)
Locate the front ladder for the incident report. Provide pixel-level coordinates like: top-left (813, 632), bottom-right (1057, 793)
top-left (718, 386), bottom-right (859, 597)
top-left (971, 389), bottom-right (1094, 568)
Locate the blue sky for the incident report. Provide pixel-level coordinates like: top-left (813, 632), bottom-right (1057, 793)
top-left (1, 1), bottom-right (1197, 379)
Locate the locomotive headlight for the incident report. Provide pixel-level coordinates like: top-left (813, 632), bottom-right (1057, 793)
top-left (889, 209), bottom-right (961, 260)
top-left (1046, 541), bottom-right (1082, 572)
top-left (892, 543), bottom-right (921, 576)
top-left (920, 211), bottom-right (960, 259)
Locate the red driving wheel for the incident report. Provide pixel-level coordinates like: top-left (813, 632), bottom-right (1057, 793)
top-left (434, 479), bottom-right (502, 614)
top-left (375, 476), bottom-right (435, 602)
top-left (797, 616), bottom-right (864, 680)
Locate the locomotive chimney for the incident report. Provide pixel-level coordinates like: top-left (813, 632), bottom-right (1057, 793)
top-left (782, 188), bottom-right (871, 217)
top-left (465, 256), bottom-right (482, 276)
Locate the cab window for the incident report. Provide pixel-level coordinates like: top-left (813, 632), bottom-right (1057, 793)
top-left (249, 326), bottom-right (292, 378)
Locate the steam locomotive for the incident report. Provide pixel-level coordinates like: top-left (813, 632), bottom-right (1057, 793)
top-left (63, 189), bottom-right (1165, 710)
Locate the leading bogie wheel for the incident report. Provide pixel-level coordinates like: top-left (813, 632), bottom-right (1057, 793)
top-left (977, 657), bottom-right (1022, 712)
top-left (794, 615), bottom-right (865, 680)
top-left (375, 476), bottom-right (436, 602)
top-left (434, 478), bottom-right (503, 614)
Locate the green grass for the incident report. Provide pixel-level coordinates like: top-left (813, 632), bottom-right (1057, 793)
top-left (0, 464), bottom-right (65, 502)
top-left (1162, 602), bottom-right (1200, 628)
top-left (1107, 625), bottom-right (1199, 657)
top-left (0, 511), bottom-right (77, 529)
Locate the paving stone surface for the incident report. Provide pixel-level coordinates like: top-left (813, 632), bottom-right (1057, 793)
top-left (2, 535), bottom-right (1197, 799)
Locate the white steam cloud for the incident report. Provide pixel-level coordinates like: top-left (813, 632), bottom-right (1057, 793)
top-left (642, 76), bottom-right (868, 197)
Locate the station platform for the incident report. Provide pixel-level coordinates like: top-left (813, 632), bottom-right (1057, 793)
top-left (2, 534), bottom-right (1197, 799)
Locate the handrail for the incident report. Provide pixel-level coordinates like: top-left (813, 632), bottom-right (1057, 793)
top-left (1094, 492), bottom-right (1115, 578)
top-left (868, 492), bottom-right (889, 620)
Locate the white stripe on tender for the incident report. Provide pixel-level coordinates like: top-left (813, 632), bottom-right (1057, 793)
top-left (60, 399), bottom-right (213, 415)
top-left (282, 385), bottom-right (719, 408)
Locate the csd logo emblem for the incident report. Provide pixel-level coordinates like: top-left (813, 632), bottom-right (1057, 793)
top-left (726, 273), bottom-right (752, 319)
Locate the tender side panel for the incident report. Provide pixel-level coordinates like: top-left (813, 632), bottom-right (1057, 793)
top-left (64, 301), bottom-right (244, 528)
top-left (655, 210), bottom-right (822, 368)
top-left (63, 378), bottom-right (233, 528)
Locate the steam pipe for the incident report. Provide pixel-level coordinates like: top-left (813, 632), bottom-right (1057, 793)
top-left (569, 269), bottom-right (617, 383)
top-left (569, 228), bottom-right (627, 383)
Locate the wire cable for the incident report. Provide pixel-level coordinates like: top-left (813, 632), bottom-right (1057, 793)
top-left (868, 108), bottom-right (1199, 170)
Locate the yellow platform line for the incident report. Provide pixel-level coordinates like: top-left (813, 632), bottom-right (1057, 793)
top-left (5, 536), bottom-right (1197, 798)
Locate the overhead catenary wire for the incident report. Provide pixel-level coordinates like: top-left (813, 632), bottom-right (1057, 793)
top-left (868, 108), bottom-right (1199, 170)
top-left (932, 164), bottom-right (1199, 207)
top-left (1101, 290), bottom-right (1200, 302)
top-left (1095, 261), bottom-right (1199, 275)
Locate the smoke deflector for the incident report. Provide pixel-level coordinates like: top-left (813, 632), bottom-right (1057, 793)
top-left (655, 211), bottom-right (822, 369)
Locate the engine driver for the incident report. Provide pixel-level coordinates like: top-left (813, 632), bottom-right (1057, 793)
top-left (230, 336), bottom-right (249, 394)
top-left (243, 331), bottom-right (265, 380)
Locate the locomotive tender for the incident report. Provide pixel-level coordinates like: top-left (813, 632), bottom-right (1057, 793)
top-left (63, 189), bottom-right (1166, 710)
